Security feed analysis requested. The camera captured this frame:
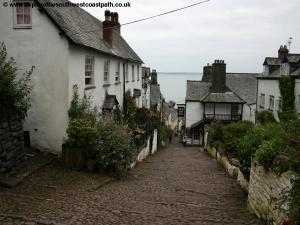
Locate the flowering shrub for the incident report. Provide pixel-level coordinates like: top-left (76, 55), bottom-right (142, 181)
top-left (95, 122), bottom-right (132, 173)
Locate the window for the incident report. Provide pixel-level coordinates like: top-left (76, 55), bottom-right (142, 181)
top-left (85, 56), bottom-right (94, 85)
top-left (125, 64), bottom-right (129, 81)
top-left (269, 95), bottom-right (274, 111)
top-left (259, 93), bottom-right (265, 109)
top-left (104, 59), bottom-right (110, 82)
top-left (137, 66), bottom-right (140, 81)
top-left (14, 2), bottom-right (32, 28)
top-left (115, 61), bottom-right (120, 82)
top-left (132, 65), bottom-right (135, 81)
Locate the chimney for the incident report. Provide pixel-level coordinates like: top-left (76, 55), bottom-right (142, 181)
top-left (111, 12), bottom-right (121, 33)
top-left (202, 63), bottom-right (212, 82)
top-left (151, 69), bottom-right (158, 85)
top-left (278, 45), bottom-right (289, 61)
top-left (211, 60), bottom-right (226, 93)
top-left (103, 10), bottom-right (113, 48)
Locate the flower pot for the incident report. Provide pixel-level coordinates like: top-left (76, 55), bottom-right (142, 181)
top-left (62, 144), bottom-right (86, 171)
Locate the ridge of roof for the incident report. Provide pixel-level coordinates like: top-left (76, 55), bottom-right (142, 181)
top-left (35, 0), bottom-right (143, 63)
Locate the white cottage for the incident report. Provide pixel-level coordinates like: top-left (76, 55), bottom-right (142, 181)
top-left (0, 0), bottom-right (144, 152)
top-left (257, 45), bottom-right (300, 120)
top-left (185, 60), bottom-right (258, 146)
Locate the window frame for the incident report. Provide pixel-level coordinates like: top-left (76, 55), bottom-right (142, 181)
top-left (115, 61), bottom-right (120, 82)
top-left (85, 56), bottom-right (94, 86)
top-left (104, 59), bottom-right (110, 83)
top-left (131, 64), bottom-right (135, 82)
top-left (259, 93), bottom-right (265, 109)
top-left (125, 64), bottom-right (129, 82)
top-left (269, 95), bottom-right (274, 111)
top-left (13, 1), bottom-right (32, 29)
top-left (137, 66), bottom-right (140, 81)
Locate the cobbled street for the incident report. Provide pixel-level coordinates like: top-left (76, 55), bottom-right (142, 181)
top-left (0, 141), bottom-right (266, 225)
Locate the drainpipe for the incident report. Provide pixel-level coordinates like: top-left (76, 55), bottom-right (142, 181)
top-left (123, 60), bottom-right (129, 116)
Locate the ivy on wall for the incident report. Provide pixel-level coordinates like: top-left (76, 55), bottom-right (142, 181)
top-left (279, 76), bottom-right (295, 112)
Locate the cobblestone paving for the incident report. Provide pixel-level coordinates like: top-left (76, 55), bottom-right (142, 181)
top-left (0, 142), bottom-right (266, 225)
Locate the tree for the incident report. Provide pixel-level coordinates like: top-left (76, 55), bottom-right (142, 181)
top-left (0, 42), bottom-right (32, 118)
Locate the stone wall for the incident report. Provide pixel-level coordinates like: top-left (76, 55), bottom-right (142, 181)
top-left (207, 147), bottom-right (249, 192)
top-left (0, 115), bottom-right (24, 175)
top-left (248, 160), bottom-right (293, 225)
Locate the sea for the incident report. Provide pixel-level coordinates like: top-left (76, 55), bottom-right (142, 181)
top-left (158, 72), bottom-right (202, 105)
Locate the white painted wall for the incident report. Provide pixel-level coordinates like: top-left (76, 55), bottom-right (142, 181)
top-left (0, 4), bottom-right (144, 153)
top-left (185, 101), bottom-right (203, 128)
top-left (257, 79), bottom-right (281, 121)
top-left (0, 5), bottom-right (70, 152)
top-left (151, 129), bottom-right (158, 155)
top-left (243, 104), bottom-right (256, 123)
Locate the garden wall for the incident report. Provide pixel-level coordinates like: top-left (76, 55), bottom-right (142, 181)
top-left (207, 147), bottom-right (249, 192)
top-left (0, 114), bottom-right (24, 174)
top-left (248, 160), bottom-right (293, 225)
top-left (131, 129), bottom-right (158, 168)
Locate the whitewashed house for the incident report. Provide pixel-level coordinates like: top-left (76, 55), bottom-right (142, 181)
top-left (0, 0), bottom-right (144, 152)
top-left (257, 45), bottom-right (300, 120)
top-left (185, 60), bottom-right (258, 146)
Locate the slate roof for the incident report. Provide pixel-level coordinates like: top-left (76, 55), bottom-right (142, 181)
top-left (102, 95), bottom-right (119, 110)
top-left (186, 73), bottom-right (258, 105)
top-left (186, 81), bottom-right (211, 101)
top-left (288, 54), bottom-right (300, 63)
top-left (201, 92), bottom-right (245, 103)
top-left (263, 55), bottom-right (300, 65)
top-left (263, 57), bottom-right (282, 65)
top-left (36, 0), bottom-right (143, 63)
top-left (226, 73), bottom-right (258, 105)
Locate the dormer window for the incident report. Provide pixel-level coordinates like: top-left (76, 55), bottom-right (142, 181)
top-left (13, 1), bottom-right (32, 28)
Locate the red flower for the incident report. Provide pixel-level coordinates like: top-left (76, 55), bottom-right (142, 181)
top-left (282, 219), bottom-right (293, 225)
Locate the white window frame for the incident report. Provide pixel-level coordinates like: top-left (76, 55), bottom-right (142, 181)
top-left (259, 93), bottom-right (265, 109)
top-left (125, 64), bottom-right (129, 81)
top-left (115, 61), bottom-right (120, 82)
top-left (132, 64), bottom-right (135, 82)
top-left (137, 66), bottom-right (140, 81)
top-left (85, 56), bottom-right (94, 86)
top-left (269, 95), bottom-right (274, 111)
top-left (104, 59), bottom-right (110, 83)
top-left (13, 1), bottom-right (32, 29)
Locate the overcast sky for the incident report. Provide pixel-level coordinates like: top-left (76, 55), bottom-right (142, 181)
top-left (71, 0), bottom-right (300, 73)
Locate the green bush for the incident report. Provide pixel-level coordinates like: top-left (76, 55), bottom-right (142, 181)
top-left (207, 122), bottom-right (224, 148)
top-left (123, 90), bottom-right (136, 128)
top-left (0, 42), bottom-right (32, 118)
top-left (278, 110), bottom-right (298, 122)
top-left (95, 122), bottom-right (133, 173)
top-left (256, 110), bottom-right (276, 124)
top-left (68, 85), bottom-right (97, 125)
top-left (65, 118), bottom-right (97, 150)
top-left (222, 121), bottom-right (254, 158)
top-left (159, 124), bottom-right (168, 144)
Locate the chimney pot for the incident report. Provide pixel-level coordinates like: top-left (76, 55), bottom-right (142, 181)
top-left (278, 45), bottom-right (289, 61)
top-left (103, 10), bottom-right (113, 48)
top-left (110, 12), bottom-right (121, 33)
